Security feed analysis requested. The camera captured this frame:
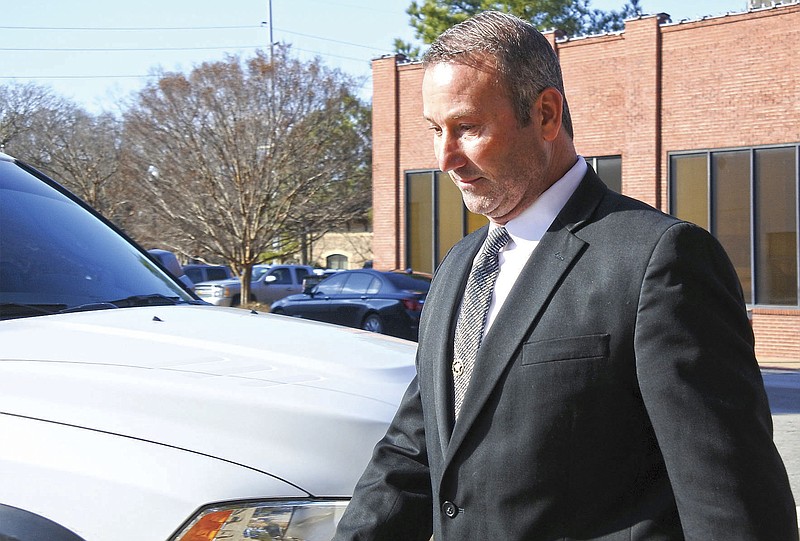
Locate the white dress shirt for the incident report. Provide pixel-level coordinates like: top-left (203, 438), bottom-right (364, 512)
top-left (483, 156), bottom-right (587, 334)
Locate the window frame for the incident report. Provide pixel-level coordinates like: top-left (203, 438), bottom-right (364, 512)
top-left (668, 144), bottom-right (800, 308)
top-left (405, 169), bottom-right (485, 274)
top-left (586, 155), bottom-right (622, 194)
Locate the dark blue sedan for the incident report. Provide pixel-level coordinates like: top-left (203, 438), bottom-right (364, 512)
top-left (270, 269), bottom-right (431, 341)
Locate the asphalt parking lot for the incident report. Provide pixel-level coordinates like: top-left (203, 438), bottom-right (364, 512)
top-left (762, 368), bottom-right (800, 529)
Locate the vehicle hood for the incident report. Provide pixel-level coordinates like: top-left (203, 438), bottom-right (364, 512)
top-left (0, 305), bottom-right (417, 496)
top-left (195, 277), bottom-right (240, 287)
top-left (274, 292), bottom-right (311, 304)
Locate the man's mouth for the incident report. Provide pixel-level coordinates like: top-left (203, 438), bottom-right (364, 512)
top-left (450, 171), bottom-right (483, 185)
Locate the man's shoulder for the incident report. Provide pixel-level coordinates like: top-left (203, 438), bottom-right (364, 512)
top-left (560, 169), bottom-right (676, 231)
top-left (606, 189), bottom-right (670, 215)
top-left (562, 175), bottom-right (703, 251)
top-left (582, 188), bottom-right (727, 262)
top-left (589, 183), bottom-right (680, 228)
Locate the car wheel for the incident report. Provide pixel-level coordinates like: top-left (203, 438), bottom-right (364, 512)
top-left (361, 313), bottom-right (384, 334)
top-left (0, 504), bottom-right (87, 541)
top-left (231, 294), bottom-right (241, 306)
top-left (272, 308), bottom-right (285, 315)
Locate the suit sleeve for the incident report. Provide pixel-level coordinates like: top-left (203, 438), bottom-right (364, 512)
top-left (332, 371), bottom-right (434, 541)
top-left (634, 222), bottom-right (798, 540)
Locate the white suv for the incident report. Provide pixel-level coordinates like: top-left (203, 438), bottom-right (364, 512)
top-left (0, 153), bottom-right (416, 540)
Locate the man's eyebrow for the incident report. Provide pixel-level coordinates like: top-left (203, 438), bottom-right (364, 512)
top-left (423, 108), bottom-right (479, 123)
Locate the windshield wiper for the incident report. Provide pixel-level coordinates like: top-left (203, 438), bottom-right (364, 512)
top-left (59, 302), bottom-right (119, 314)
top-left (1, 296), bottom-right (198, 320)
top-left (107, 294), bottom-right (185, 308)
top-left (56, 296), bottom-right (181, 314)
top-left (0, 303), bottom-right (67, 319)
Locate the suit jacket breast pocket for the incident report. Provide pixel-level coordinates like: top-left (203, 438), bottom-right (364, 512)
top-left (521, 333), bottom-right (610, 366)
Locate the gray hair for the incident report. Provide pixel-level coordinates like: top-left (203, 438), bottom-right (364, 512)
top-left (422, 10), bottom-right (573, 138)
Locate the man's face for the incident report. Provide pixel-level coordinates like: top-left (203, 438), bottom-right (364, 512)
top-left (422, 60), bottom-right (551, 224)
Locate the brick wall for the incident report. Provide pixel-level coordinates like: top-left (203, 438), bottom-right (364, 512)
top-left (752, 309), bottom-right (800, 362)
top-left (661, 8), bottom-right (800, 156)
top-left (559, 15), bottom-right (665, 207)
top-left (371, 56), bottom-right (402, 270)
top-left (372, 4), bottom-right (800, 361)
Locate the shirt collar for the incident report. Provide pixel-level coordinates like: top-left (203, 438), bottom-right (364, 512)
top-left (499, 156), bottom-right (586, 243)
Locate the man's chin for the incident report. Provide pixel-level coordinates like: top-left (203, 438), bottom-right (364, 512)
top-left (461, 194), bottom-right (494, 218)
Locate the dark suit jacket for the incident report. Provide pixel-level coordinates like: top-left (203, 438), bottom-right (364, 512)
top-left (334, 168), bottom-right (798, 540)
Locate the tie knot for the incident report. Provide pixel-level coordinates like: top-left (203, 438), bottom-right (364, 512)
top-left (483, 226), bottom-right (511, 256)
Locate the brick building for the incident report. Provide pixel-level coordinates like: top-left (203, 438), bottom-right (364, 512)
top-left (369, 3), bottom-right (800, 362)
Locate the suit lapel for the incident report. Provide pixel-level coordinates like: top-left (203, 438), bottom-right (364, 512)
top-left (422, 228), bottom-right (486, 455)
top-left (445, 228), bottom-right (587, 457)
top-left (442, 168), bottom-right (607, 465)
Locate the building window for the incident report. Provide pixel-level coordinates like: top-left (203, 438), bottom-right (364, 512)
top-left (406, 170), bottom-right (487, 274)
top-left (326, 253), bottom-right (348, 269)
top-left (669, 145), bottom-right (799, 307)
top-left (755, 147), bottom-right (797, 305)
top-left (586, 156), bottom-right (622, 194)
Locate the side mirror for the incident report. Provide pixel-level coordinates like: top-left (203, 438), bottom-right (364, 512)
top-left (302, 276), bottom-right (322, 294)
top-left (303, 284), bottom-right (317, 295)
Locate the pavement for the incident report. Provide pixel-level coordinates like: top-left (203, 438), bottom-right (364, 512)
top-left (762, 367), bottom-right (800, 533)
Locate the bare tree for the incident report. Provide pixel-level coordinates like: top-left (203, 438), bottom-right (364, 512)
top-left (0, 82), bottom-right (69, 154)
top-left (1, 82), bottom-right (130, 229)
top-left (284, 91), bottom-right (372, 264)
top-left (29, 110), bottom-right (126, 223)
top-left (122, 46), bottom-right (372, 303)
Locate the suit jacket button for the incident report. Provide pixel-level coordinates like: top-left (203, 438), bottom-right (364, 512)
top-left (442, 501), bottom-right (459, 518)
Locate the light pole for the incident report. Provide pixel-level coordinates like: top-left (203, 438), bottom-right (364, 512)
top-left (268, 0), bottom-right (274, 61)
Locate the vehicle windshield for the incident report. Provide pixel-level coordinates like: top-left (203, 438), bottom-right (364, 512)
top-left (0, 158), bottom-right (195, 319)
top-left (252, 266), bottom-right (271, 280)
top-left (385, 272), bottom-right (432, 294)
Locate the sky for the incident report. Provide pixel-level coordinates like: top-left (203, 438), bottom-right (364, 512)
top-left (2, 0), bottom-right (752, 114)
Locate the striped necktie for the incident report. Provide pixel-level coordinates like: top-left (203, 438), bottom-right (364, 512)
top-left (452, 226), bottom-right (511, 418)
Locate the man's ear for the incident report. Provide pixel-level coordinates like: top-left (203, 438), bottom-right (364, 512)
top-left (536, 87), bottom-right (563, 142)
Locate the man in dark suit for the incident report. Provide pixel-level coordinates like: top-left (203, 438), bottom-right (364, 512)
top-left (333, 10), bottom-right (797, 540)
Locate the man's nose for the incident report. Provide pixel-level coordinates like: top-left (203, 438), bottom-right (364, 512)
top-left (436, 133), bottom-right (466, 173)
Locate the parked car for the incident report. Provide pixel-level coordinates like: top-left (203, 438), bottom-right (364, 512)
top-left (182, 263), bottom-right (234, 284)
top-left (0, 152), bottom-right (417, 540)
top-left (194, 264), bottom-right (314, 307)
top-left (270, 269), bottom-right (431, 341)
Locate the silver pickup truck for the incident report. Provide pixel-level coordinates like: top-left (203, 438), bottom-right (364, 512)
top-left (194, 264), bottom-right (314, 307)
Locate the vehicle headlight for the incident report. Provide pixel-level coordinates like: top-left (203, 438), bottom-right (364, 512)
top-left (171, 499), bottom-right (348, 541)
top-left (204, 285), bottom-right (228, 298)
